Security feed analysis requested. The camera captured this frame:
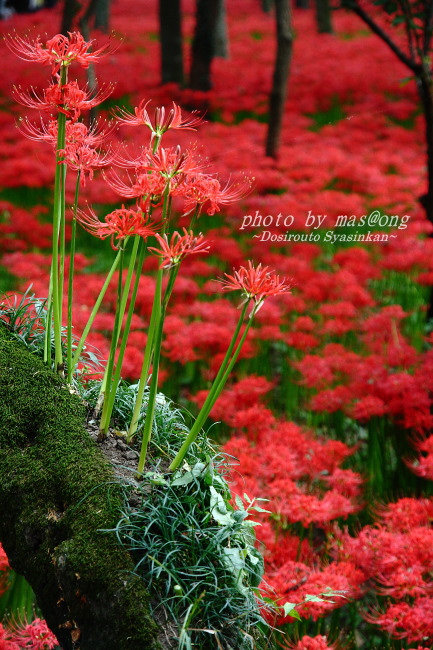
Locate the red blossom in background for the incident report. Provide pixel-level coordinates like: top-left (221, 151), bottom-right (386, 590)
top-left (285, 635), bottom-right (336, 649)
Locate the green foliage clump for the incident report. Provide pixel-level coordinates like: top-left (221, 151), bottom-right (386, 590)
top-left (115, 457), bottom-right (273, 650)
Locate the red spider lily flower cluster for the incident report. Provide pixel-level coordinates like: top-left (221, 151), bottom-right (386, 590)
top-left (76, 206), bottom-right (159, 249)
top-left (149, 229), bottom-right (210, 269)
top-left (285, 636), bottom-right (336, 650)
top-left (13, 81), bottom-right (113, 122)
top-left (221, 261), bottom-right (291, 307)
top-left (174, 172), bottom-right (253, 216)
top-left (116, 100), bottom-right (203, 143)
top-left (5, 31), bottom-right (114, 75)
top-left (6, 618), bottom-right (58, 650)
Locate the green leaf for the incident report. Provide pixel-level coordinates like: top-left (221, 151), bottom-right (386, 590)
top-left (209, 485), bottom-right (234, 525)
top-left (304, 594), bottom-right (333, 603)
top-left (282, 602), bottom-right (302, 620)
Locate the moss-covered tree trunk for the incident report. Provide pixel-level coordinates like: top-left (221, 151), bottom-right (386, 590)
top-left (0, 328), bottom-right (161, 650)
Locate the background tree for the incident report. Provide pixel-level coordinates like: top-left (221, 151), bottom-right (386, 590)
top-left (189, 0), bottom-right (220, 90)
top-left (265, 0), bottom-right (293, 157)
top-left (159, 0), bottom-right (184, 85)
top-left (341, 0), bottom-right (433, 225)
top-left (61, 0), bottom-right (110, 35)
top-left (315, 0), bottom-right (333, 33)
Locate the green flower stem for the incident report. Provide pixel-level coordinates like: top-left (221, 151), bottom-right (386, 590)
top-left (135, 261), bottom-right (179, 470)
top-left (188, 205), bottom-right (201, 232)
top-left (127, 268), bottom-right (162, 441)
top-left (169, 300), bottom-right (257, 472)
top-left (99, 247), bottom-right (126, 434)
top-left (96, 234), bottom-right (138, 411)
top-left (127, 189), bottom-right (171, 441)
top-left (136, 276), bottom-right (169, 475)
top-left (70, 249), bottom-right (122, 370)
top-left (43, 274), bottom-right (53, 365)
top-left (99, 236), bottom-right (143, 436)
top-left (67, 171), bottom-right (81, 385)
top-left (46, 67), bottom-right (68, 373)
top-left (58, 156), bottom-right (67, 310)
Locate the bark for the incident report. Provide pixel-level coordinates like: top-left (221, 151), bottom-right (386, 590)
top-left (295, 0), bottom-right (309, 8)
top-left (0, 328), bottom-right (161, 650)
top-left (315, 0), bottom-right (333, 33)
top-left (265, 0), bottom-right (293, 158)
top-left (61, 0), bottom-right (82, 34)
top-left (62, 0), bottom-right (110, 35)
top-left (189, 0), bottom-right (219, 91)
top-left (159, 0), bottom-right (184, 85)
top-left (261, 0), bottom-right (273, 12)
top-left (213, 0), bottom-right (229, 58)
top-left (417, 72), bottom-right (433, 227)
top-left (79, 0), bottom-right (110, 34)
top-left (417, 71), bottom-right (433, 321)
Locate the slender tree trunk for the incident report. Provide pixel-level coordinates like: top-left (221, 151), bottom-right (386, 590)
top-left (61, 0), bottom-right (82, 34)
top-left (159, 0), bottom-right (184, 85)
top-left (189, 0), bottom-right (219, 90)
top-left (417, 71), bottom-right (433, 321)
top-left (315, 0), bottom-right (333, 33)
top-left (213, 0), bottom-right (229, 58)
top-left (93, 0), bottom-right (110, 31)
top-left (262, 0), bottom-right (273, 12)
top-left (295, 0), bottom-right (309, 8)
top-left (417, 72), bottom-right (433, 227)
top-left (265, 0), bottom-right (293, 158)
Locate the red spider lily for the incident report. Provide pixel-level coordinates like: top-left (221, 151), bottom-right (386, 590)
top-left (364, 599), bottom-right (433, 643)
top-left (221, 261), bottom-right (291, 306)
top-left (19, 118), bottom-right (116, 147)
top-left (0, 623), bottom-right (19, 650)
top-left (76, 205), bottom-right (159, 249)
top-left (285, 635), bottom-right (337, 650)
top-left (141, 145), bottom-right (203, 180)
top-left (13, 81), bottom-right (113, 122)
top-left (175, 172), bottom-right (252, 216)
top-left (116, 100), bottom-right (203, 140)
top-left (60, 143), bottom-right (115, 185)
top-left (103, 168), bottom-right (167, 206)
top-left (7, 617), bottom-right (58, 650)
top-left (149, 229), bottom-right (210, 268)
top-left (5, 31), bottom-right (114, 76)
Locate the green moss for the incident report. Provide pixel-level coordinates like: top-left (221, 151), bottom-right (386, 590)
top-left (0, 327), bottom-right (161, 650)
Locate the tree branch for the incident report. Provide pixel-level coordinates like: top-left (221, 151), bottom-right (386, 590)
top-left (345, 0), bottom-right (421, 74)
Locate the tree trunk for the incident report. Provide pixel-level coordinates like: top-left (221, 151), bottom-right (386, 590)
top-left (213, 0), bottom-right (229, 58)
top-left (417, 71), bottom-right (433, 321)
top-left (159, 0), bottom-right (184, 85)
top-left (189, 0), bottom-right (219, 91)
top-left (0, 329), bottom-right (161, 650)
top-left (61, 0), bottom-right (82, 34)
top-left (315, 0), bottom-right (333, 33)
top-left (265, 0), bottom-right (293, 158)
top-left (417, 72), bottom-right (433, 227)
top-left (295, 0), bottom-right (309, 8)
